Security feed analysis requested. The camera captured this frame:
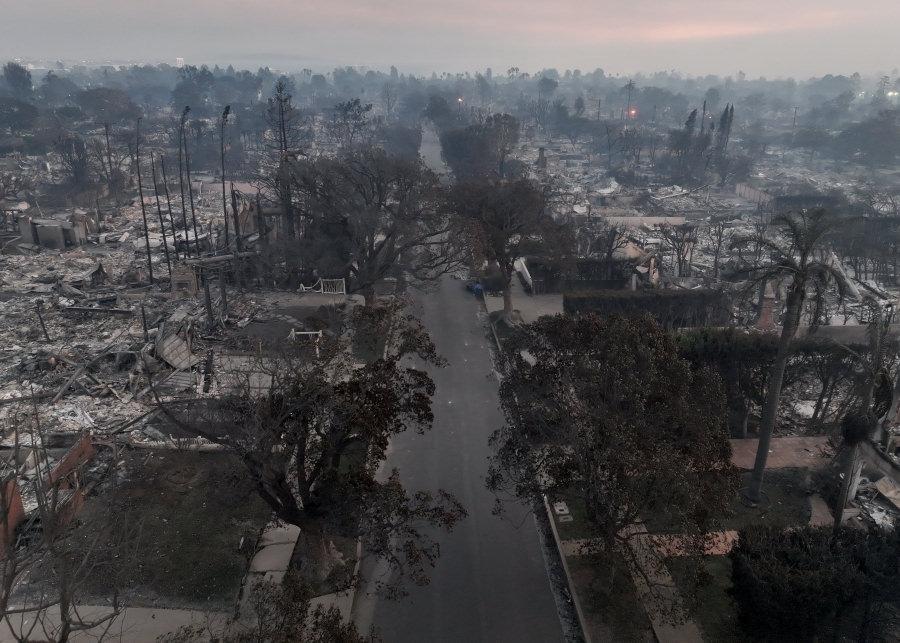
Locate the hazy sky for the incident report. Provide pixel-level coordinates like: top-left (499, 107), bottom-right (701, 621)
top-left (2, 0), bottom-right (898, 77)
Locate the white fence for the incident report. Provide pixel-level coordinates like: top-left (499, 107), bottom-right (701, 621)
top-left (298, 278), bottom-right (347, 295)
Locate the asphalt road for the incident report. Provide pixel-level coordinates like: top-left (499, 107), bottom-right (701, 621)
top-left (354, 277), bottom-right (563, 643)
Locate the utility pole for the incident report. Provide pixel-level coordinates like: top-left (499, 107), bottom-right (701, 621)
top-left (135, 118), bottom-right (154, 284)
top-left (150, 151), bottom-right (172, 286)
top-left (220, 105), bottom-right (231, 250)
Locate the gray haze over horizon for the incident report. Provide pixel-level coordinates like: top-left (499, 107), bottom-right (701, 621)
top-left (1, 0), bottom-right (898, 77)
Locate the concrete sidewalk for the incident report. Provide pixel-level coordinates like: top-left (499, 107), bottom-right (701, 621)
top-left (560, 531), bottom-right (703, 643)
top-left (482, 277), bottom-right (563, 323)
top-left (0, 605), bottom-right (228, 642)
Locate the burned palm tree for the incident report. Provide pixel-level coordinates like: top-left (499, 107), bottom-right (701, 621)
top-left (159, 155), bottom-right (179, 260)
top-left (183, 113), bottom-right (201, 256)
top-left (135, 117), bottom-right (154, 283)
top-left (149, 151), bottom-right (172, 283)
top-left (220, 105), bottom-right (231, 249)
top-left (177, 106), bottom-right (192, 257)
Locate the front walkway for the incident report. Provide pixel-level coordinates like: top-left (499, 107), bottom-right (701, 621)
top-left (561, 530), bottom-right (703, 643)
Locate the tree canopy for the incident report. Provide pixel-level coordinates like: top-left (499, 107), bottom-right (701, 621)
top-left (289, 145), bottom-right (462, 303)
top-left (488, 314), bottom-right (738, 612)
top-left (730, 525), bottom-right (900, 641)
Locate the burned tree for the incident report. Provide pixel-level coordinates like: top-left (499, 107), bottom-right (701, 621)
top-left (659, 223), bottom-right (699, 277)
top-left (259, 77), bottom-right (310, 269)
top-left (0, 405), bottom-right (137, 642)
top-left (587, 222), bottom-right (629, 280)
top-left (75, 87), bottom-right (139, 205)
top-left (53, 133), bottom-right (91, 188)
top-left (708, 216), bottom-right (732, 278)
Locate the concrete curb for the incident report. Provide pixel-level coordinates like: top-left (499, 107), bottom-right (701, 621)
top-left (542, 496), bottom-right (593, 643)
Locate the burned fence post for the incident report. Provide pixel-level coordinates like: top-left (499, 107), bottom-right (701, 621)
top-left (35, 300), bottom-right (51, 342)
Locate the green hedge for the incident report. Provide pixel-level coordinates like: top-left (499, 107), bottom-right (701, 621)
top-left (563, 288), bottom-right (731, 329)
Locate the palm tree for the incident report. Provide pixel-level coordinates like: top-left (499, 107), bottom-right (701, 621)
top-left (135, 117), bottom-right (153, 283)
top-left (734, 209), bottom-right (846, 503)
top-left (220, 105), bottom-right (231, 249)
top-left (178, 106), bottom-right (191, 257)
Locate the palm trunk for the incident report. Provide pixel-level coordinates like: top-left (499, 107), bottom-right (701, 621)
top-left (747, 286), bottom-right (804, 502)
top-left (177, 120), bottom-right (191, 257)
top-left (221, 118), bottom-right (230, 250)
top-left (184, 135), bottom-right (201, 256)
top-left (135, 119), bottom-right (154, 283)
top-left (150, 152), bottom-right (172, 285)
top-left (159, 155), bottom-right (179, 260)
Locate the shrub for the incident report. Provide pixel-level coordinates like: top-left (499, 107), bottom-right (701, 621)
top-left (563, 288), bottom-right (731, 329)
